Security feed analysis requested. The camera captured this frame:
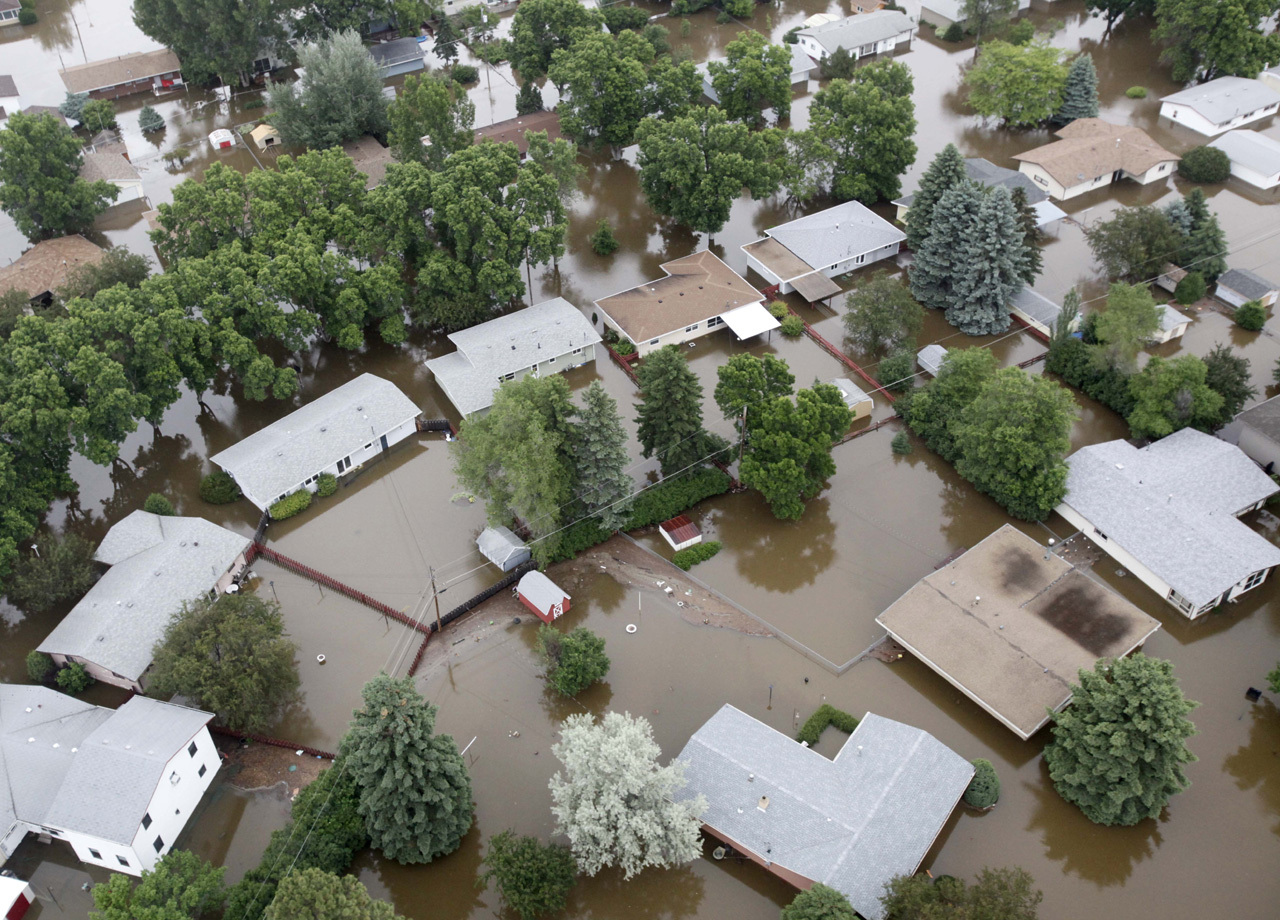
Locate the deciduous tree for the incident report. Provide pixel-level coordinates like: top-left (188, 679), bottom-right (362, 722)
top-left (1153, 0), bottom-right (1280, 83)
top-left (907, 347), bottom-right (999, 462)
top-left (1202, 342), bottom-right (1256, 428)
top-left (635, 345), bottom-right (724, 476)
top-left (90, 850), bottom-right (225, 920)
top-left (1086, 0), bottom-right (1153, 34)
top-left (1085, 206), bottom-right (1183, 281)
top-left (1093, 281), bottom-right (1161, 371)
top-left (388, 72), bottom-right (475, 167)
top-left (57, 247), bottom-right (151, 301)
top-left (5, 532), bottom-right (99, 613)
top-left (881, 866), bottom-right (1043, 919)
top-left (133, 0), bottom-right (281, 86)
top-left (964, 40), bottom-right (1069, 126)
top-left (713, 353), bottom-right (795, 431)
top-left (843, 271), bottom-right (924, 354)
top-left (962, 0), bottom-right (1021, 44)
top-left (510, 0), bottom-right (602, 80)
top-left (537, 625), bottom-right (610, 696)
top-left (264, 868), bottom-right (400, 920)
top-left (1127, 354), bottom-right (1224, 439)
top-left (708, 31), bottom-right (793, 125)
top-left (479, 832), bottom-right (577, 920)
top-left (783, 884), bottom-right (856, 920)
top-left (904, 144), bottom-right (967, 251)
top-left (267, 30), bottom-right (389, 150)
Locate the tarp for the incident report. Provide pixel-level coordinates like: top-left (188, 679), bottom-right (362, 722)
top-left (720, 302), bottom-right (781, 340)
top-left (791, 271), bottom-right (843, 302)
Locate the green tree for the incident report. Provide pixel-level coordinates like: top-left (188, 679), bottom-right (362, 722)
top-left (1045, 654), bottom-right (1197, 825)
top-left (949, 186), bottom-right (1029, 334)
top-left (148, 593), bottom-right (300, 733)
top-left (264, 868), bottom-right (400, 920)
top-left (517, 80), bottom-right (545, 115)
top-left (56, 662), bottom-right (93, 694)
top-left (1268, 663), bottom-right (1280, 695)
top-left (342, 673), bottom-right (474, 864)
top-left (603, 5), bottom-right (651, 33)
top-left (964, 40), bottom-right (1068, 126)
top-left (1177, 189), bottom-right (1227, 282)
top-left (1093, 282), bottom-right (1161, 371)
top-left (6, 532), bottom-right (99, 613)
top-left (907, 347), bottom-right (1000, 462)
top-left (388, 72), bottom-right (476, 168)
top-left (0, 111), bottom-right (119, 241)
top-left (1086, 0), bottom-right (1151, 34)
top-left (635, 345), bottom-right (723, 476)
top-left (911, 181), bottom-right (984, 311)
top-left (1127, 355), bottom-right (1224, 440)
top-left (549, 711), bottom-right (704, 878)
top-left (1010, 186), bottom-right (1043, 286)
top-left (1086, 206), bottom-right (1183, 281)
top-left (1153, 0), bottom-right (1280, 83)
top-left (525, 130), bottom-right (585, 206)
top-left (479, 832), bottom-right (577, 920)
top-left (709, 31), bottom-right (793, 125)
top-left (80, 99), bottom-right (118, 132)
top-left (964, 758), bottom-right (1001, 808)
top-left (843, 271), bottom-right (924, 354)
top-left (57, 247), bottom-right (152, 301)
top-left (59, 91), bottom-right (90, 123)
top-left (1202, 343), bottom-right (1256, 428)
top-left (589, 220), bottom-right (619, 255)
top-left (537, 625), bottom-right (610, 696)
top-left (879, 350), bottom-right (916, 392)
top-left (714, 353), bottom-right (795, 432)
top-left (267, 30), bottom-right (389, 149)
top-left (510, 0), bottom-right (603, 80)
top-left (90, 850), bottom-right (225, 920)
top-left (133, 0), bottom-right (281, 86)
top-left (962, 0), bottom-right (1021, 44)
top-left (26, 650), bottom-right (54, 682)
top-left (1174, 271), bottom-right (1206, 305)
top-left (434, 13), bottom-right (461, 65)
top-left (904, 144), bottom-right (968, 252)
top-left (1056, 53), bottom-right (1099, 123)
top-left (572, 381), bottom-right (632, 529)
top-left (1178, 145), bottom-right (1231, 183)
top-left (782, 884), bottom-right (856, 920)
top-left (1236, 300), bottom-right (1267, 331)
top-left (144, 492), bottom-right (176, 515)
top-left (880, 867), bottom-right (1042, 919)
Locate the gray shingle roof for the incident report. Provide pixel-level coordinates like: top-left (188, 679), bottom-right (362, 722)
top-left (1060, 429), bottom-right (1280, 607)
top-left (796, 10), bottom-right (914, 55)
top-left (764, 200), bottom-right (904, 273)
top-left (1157, 304), bottom-right (1189, 333)
top-left (1161, 76), bottom-right (1280, 127)
top-left (211, 373), bottom-right (419, 507)
top-left (1210, 130), bottom-right (1280, 178)
top-left (674, 705), bottom-right (973, 920)
top-left (0, 75), bottom-right (16, 98)
top-left (1233, 394), bottom-right (1280, 442)
top-left (37, 512), bottom-right (250, 683)
top-left (368, 37), bottom-right (424, 67)
top-left (917, 344), bottom-right (947, 376)
top-left (1218, 267), bottom-right (1279, 302)
top-left (426, 299), bottom-right (601, 416)
top-left (477, 526), bottom-right (530, 571)
top-left (1009, 288), bottom-right (1061, 327)
top-left (897, 157), bottom-right (1050, 208)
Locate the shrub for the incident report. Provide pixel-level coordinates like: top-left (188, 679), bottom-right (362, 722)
top-left (243, 97), bottom-right (266, 110)
top-left (1236, 300), bottom-right (1266, 331)
top-left (544, 519), bottom-right (614, 564)
top-left (56, 662), bottom-right (93, 695)
top-left (628, 468), bottom-right (731, 529)
top-left (138, 105), bottom-right (165, 133)
top-left (80, 98), bottom-right (118, 130)
top-left (891, 430), bottom-right (912, 454)
top-left (589, 219), bottom-right (619, 256)
top-left (200, 471), bottom-right (242, 504)
top-left (18, 7), bottom-right (37, 24)
top-left (26, 650), bottom-right (54, 683)
top-left (144, 492), bottom-right (176, 516)
top-left (1045, 337), bottom-right (1136, 417)
top-left (1177, 145), bottom-right (1230, 183)
top-left (537, 626), bottom-right (610, 696)
top-left (767, 300), bottom-right (789, 320)
top-left (942, 22), bottom-right (965, 42)
top-left (315, 472), bottom-right (338, 498)
top-left (613, 340), bottom-right (636, 356)
top-left (269, 489), bottom-right (313, 520)
top-left (1125, 86), bottom-right (1147, 99)
top-left (963, 758), bottom-right (1001, 808)
top-left (452, 64), bottom-right (479, 84)
top-left (783, 26), bottom-right (801, 44)
top-left (878, 349), bottom-right (916, 392)
top-left (479, 831), bottom-right (577, 920)
top-left (1173, 271), bottom-right (1206, 305)
top-left (796, 703), bottom-right (859, 745)
top-left (715, 10), bottom-right (732, 23)
top-left (780, 315), bottom-right (804, 337)
top-left (672, 540), bottom-right (721, 570)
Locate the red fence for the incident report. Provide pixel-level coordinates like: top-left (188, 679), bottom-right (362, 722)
top-left (210, 724), bottom-right (336, 760)
top-left (834, 416), bottom-right (898, 447)
top-left (793, 312), bottom-right (897, 404)
top-left (605, 343), bottom-right (640, 385)
top-left (1017, 351), bottom-right (1049, 369)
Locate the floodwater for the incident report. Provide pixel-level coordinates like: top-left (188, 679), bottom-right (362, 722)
top-left (4, 0), bottom-right (1280, 918)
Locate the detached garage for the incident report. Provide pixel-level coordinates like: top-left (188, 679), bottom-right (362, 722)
top-left (518, 571), bottom-right (570, 623)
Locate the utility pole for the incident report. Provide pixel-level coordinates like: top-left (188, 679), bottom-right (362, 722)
top-left (737, 405), bottom-right (748, 466)
top-left (430, 566), bottom-right (443, 634)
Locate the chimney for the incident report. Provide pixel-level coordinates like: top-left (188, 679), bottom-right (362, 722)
top-left (758, 796), bottom-right (770, 812)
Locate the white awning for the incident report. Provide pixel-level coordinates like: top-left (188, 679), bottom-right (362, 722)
top-left (720, 302), bottom-right (781, 340)
top-left (1033, 199), bottom-right (1067, 228)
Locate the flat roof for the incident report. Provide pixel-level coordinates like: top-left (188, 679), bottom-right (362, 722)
top-left (791, 271), bottom-right (843, 302)
top-left (876, 525), bottom-right (1162, 739)
top-left (720, 301), bottom-right (781, 339)
top-left (1210, 129), bottom-right (1280, 178)
top-left (742, 236), bottom-right (814, 281)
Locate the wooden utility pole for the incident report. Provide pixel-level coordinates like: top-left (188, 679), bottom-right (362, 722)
top-left (737, 405), bottom-right (748, 466)
top-left (430, 566), bottom-right (443, 634)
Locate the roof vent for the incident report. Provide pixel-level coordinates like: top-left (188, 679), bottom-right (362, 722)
top-left (53, 743), bottom-right (59, 748)
top-left (748, 773), bottom-right (754, 782)
top-left (71, 747), bottom-right (77, 753)
top-left (320, 426), bottom-right (327, 432)
top-left (1115, 463), bottom-right (1124, 470)
top-left (25, 707), bottom-right (31, 713)
top-left (27, 737), bottom-right (34, 743)
top-left (180, 541), bottom-right (187, 547)
top-left (758, 796), bottom-right (770, 812)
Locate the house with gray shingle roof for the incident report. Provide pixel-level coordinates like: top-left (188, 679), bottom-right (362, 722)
top-left (426, 298), bottom-right (601, 417)
top-left (1008, 288), bottom-right (1077, 339)
top-left (1216, 267), bottom-right (1279, 310)
top-left (212, 373), bottom-right (421, 511)
top-left (1221, 394), bottom-right (1280, 471)
top-left (1210, 129), bottom-right (1280, 189)
top-left (0, 687), bottom-right (218, 877)
top-left (794, 10), bottom-right (916, 62)
top-left (893, 157), bottom-right (1067, 228)
top-left (1160, 76), bottom-right (1280, 136)
top-left (368, 36), bottom-right (426, 78)
top-left (37, 511), bottom-right (250, 691)
top-left (0, 2), bottom-right (20, 25)
top-left (1057, 428), bottom-right (1280, 617)
top-left (674, 704), bottom-right (973, 920)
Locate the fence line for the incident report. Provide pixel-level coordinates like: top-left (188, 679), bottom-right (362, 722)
top-left (604, 343), bottom-right (640, 385)
top-left (210, 725), bottom-right (336, 760)
top-left (792, 311), bottom-right (898, 404)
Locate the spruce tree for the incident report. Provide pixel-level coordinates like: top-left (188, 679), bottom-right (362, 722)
top-left (1178, 189), bottom-right (1227, 282)
top-left (949, 186), bottom-right (1028, 335)
top-left (516, 81), bottom-right (545, 116)
top-left (904, 143), bottom-right (968, 251)
top-left (1055, 53), bottom-right (1099, 124)
top-left (341, 674), bottom-right (473, 864)
top-left (572, 381), bottom-right (633, 529)
top-left (1009, 186), bottom-right (1043, 286)
top-left (911, 181), bottom-right (983, 312)
top-left (635, 345), bottom-right (720, 477)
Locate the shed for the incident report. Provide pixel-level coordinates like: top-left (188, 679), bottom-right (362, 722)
top-left (917, 344), bottom-right (947, 377)
top-left (1008, 288), bottom-right (1073, 339)
top-left (249, 124), bottom-right (282, 149)
top-left (1216, 267), bottom-right (1279, 309)
top-left (208, 129), bottom-right (235, 150)
top-left (659, 515), bottom-right (702, 552)
top-left (0, 877), bottom-right (33, 920)
top-left (1156, 263), bottom-right (1187, 294)
top-left (517, 571), bottom-right (570, 623)
top-left (831, 377), bottom-right (873, 421)
top-left (477, 526), bottom-right (530, 571)
top-left (1153, 304), bottom-right (1191, 343)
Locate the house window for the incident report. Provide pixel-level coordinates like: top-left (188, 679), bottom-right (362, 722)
top-left (685, 323), bottom-right (699, 332)
top-left (142, 813), bottom-right (152, 830)
top-left (1167, 588), bottom-right (1195, 615)
top-left (548, 356), bottom-right (556, 363)
top-left (1094, 530), bottom-right (1107, 541)
top-left (364, 442), bottom-right (373, 450)
top-left (154, 836), bottom-right (164, 853)
top-left (707, 316), bottom-right (724, 328)
top-left (188, 741), bottom-right (198, 757)
top-left (1033, 175), bottom-right (1047, 186)
top-left (502, 373), bottom-right (515, 381)
top-left (253, 57), bottom-right (271, 73)
top-left (1241, 569), bottom-right (1267, 592)
top-left (199, 763), bottom-right (208, 777)
top-left (89, 848), bottom-right (102, 860)
top-left (169, 771), bottom-right (181, 786)
top-left (117, 856), bottom-right (130, 867)
top-left (649, 338), bottom-right (660, 345)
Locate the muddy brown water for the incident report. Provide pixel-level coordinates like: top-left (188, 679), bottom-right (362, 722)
top-left (3, 1), bottom-right (1280, 918)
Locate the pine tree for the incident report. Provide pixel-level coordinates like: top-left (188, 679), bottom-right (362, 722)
top-left (904, 143), bottom-right (968, 251)
top-left (635, 345), bottom-right (720, 477)
top-left (1178, 189), bottom-right (1227, 282)
top-left (911, 181), bottom-right (984, 312)
top-left (1055, 53), bottom-right (1099, 124)
top-left (138, 105), bottom-right (165, 133)
top-left (949, 187), bottom-right (1028, 334)
top-left (516, 80), bottom-right (545, 116)
top-left (1009, 186), bottom-right (1043, 286)
top-left (572, 381), bottom-right (632, 529)
top-left (340, 674), bottom-right (473, 864)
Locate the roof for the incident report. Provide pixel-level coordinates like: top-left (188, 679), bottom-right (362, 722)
top-left (742, 237), bottom-right (813, 281)
top-left (1013, 119), bottom-right (1179, 188)
top-left (795, 10), bottom-right (915, 55)
top-left (477, 526), bottom-right (530, 568)
top-left (80, 142), bottom-right (141, 184)
top-left (675, 705), bottom-right (973, 920)
top-left (20, 104), bottom-right (62, 118)
top-left (917, 344), bottom-right (947, 375)
top-left (1218, 267), bottom-right (1279, 301)
top-left (764, 200), bottom-right (904, 275)
top-left (875, 525), bottom-right (1161, 739)
top-left (368, 37), bottom-right (424, 68)
top-left (1009, 288), bottom-right (1062, 327)
top-left (340, 136), bottom-right (394, 189)
top-left (0, 0), bottom-right (19, 12)
top-left (1233, 394), bottom-right (1280, 443)
top-left (1, 686), bottom-right (211, 844)
top-left (474, 110), bottom-right (563, 157)
top-left (517, 570), bottom-right (569, 610)
top-left (831, 378), bottom-right (873, 409)
top-left (210, 374), bottom-right (420, 507)
top-left (0, 75), bottom-right (16, 98)
top-left (660, 515), bottom-right (701, 544)
top-left (0, 235), bottom-right (106, 299)
top-left (895, 157), bottom-right (1049, 208)
top-left (595, 250), bottom-right (765, 344)
top-left (249, 123), bottom-right (281, 143)
top-left (790, 43), bottom-right (814, 77)
top-left (1157, 304), bottom-right (1189, 332)
top-left (1161, 76), bottom-right (1280, 127)
top-left (59, 49), bottom-right (183, 94)
top-left (1059, 428), bottom-right (1280, 607)
top-left (791, 271), bottom-right (843, 302)
top-left (426, 299), bottom-right (601, 416)
top-left (37, 512), bottom-right (250, 682)
top-left (720, 301), bottom-right (781, 339)
top-left (1210, 129), bottom-right (1280, 177)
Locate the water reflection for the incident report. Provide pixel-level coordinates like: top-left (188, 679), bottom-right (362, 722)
top-left (1223, 699), bottom-right (1280, 834)
top-left (357, 825), bottom-right (487, 920)
top-left (729, 495), bottom-right (836, 592)
top-left (575, 864), bottom-right (706, 920)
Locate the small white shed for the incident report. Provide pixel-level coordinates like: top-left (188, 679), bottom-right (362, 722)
top-left (478, 526), bottom-right (531, 572)
top-left (1153, 305), bottom-right (1191, 344)
top-left (917, 344), bottom-right (947, 378)
top-left (208, 128), bottom-right (236, 150)
top-left (831, 378), bottom-right (874, 421)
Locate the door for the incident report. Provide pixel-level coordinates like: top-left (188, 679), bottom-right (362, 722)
top-left (380, 434), bottom-right (389, 451)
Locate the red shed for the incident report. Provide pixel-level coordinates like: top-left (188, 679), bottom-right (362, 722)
top-left (659, 515), bottom-right (702, 551)
top-left (1, 876), bottom-right (34, 920)
top-left (518, 571), bottom-right (570, 624)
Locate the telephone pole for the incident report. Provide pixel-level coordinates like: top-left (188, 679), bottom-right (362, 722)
top-left (430, 566), bottom-right (443, 634)
top-left (737, 405), bottom-right (748, 466)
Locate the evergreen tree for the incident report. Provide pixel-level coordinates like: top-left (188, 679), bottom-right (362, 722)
top-left (1178, 189), bottom-right (1227, 281)
top-left (138, 105), bottom-right (166, 133)
top-left (635, 345), bottom-right (722, 477)
top-left (1009, 186), bottom-right (1043, 286)
top-left (783, 884), bottom-right (856, 920)
top-left (478, 832), bottom-right (577, 920)
top-left (949, 187), bottom-right (1029, 334)
top-left (571, 381), bottom-right (632, 529)
top-left (516, 80), bottom-right (545, 115)
top-left (1202, 343), bottom-right (1256, 428)
top-left (1056, 53), bottom-right (1099, 123)
top-left (435, 14), bottom-right (461, 65)
top-left (341, 673), bottom-right (474, 864)
top-left (904, 143), bottom-right (968, 252)
top-left (911, 181), bottom-right (984, 311)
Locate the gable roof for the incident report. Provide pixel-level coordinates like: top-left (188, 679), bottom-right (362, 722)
top-left (895, 157), bottom-right (1049, 208)
top-left (367, 37), bottom-right (424, 68)
top-left (1218, 267), bottom-right (1278, 301)
top-left (474, 110), bottom-right (563, 156)
top-left (38, 512), bottom-right (250, 682)
top-left (477, 526), bottom-right (530, 569)
top-left (0, 235), bottom-right (106, 299)
top-left (80, 141), bottom-right (141, 184)
top-left (1060, 428), bottom-right (1280, 607)
top-left (341, 136), bottom-right (394, 189)
top-left (1232, 394), bottom-right (1280, 443)
top-left (1210, 129), bottom-right (1280, 177)
top-left (59, 49), bottom-right (182, 94)
top-left (831, 377), bottom-right (873, 409)
top-left (1008, 288), bottom-right (1061, 327)
top-left (1161, 76), bottom-right (1280, 126)
top-left (1157, 304), bottom-right (1189, 333)
top-left (795, 10), bottom-right (915, 55)
top-left (917, 344), bottom-right (947, 375)
top-left (1013, 119), bottom-right (1179, 187)
top-left (517, 571), bottom-right (569, 610)
top-left (762, 200), bottom-right (904, 274)
top-left (660, 515), bottom-right (701, 544)
top-left (0, 75), bottom-right (16, 98)
top-left (675, 705), bottom-right (973, 920)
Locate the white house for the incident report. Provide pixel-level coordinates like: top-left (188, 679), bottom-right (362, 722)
top-left (1209, 129), bottom-right (1280, 190)
top-left (1216, 267), bottom-right (1279, 310)
top-left (1012, 119), bottom-right (1179, 201)
top-left (917, 344), bottom-right (947, 377)
top-left (699, 43), bottom-right (814, 104)
top-left (1056, 428), bottom-right (1280, 618)
top-left (1008, 288), bottom-right (1077, 339)
top-left (0, 688), bottom-right (218, 877)
top-left (893, 157), bottom-right (1067, 228)
top-left (1220, 394), bottom-right (1280, 471)
top-left (795, 10), bottom-right (916, 62)
top-left (367, 36), bottom-right (427, 79)
top-left (921, 0), bottom-right (1030, 29)
top-left (0, 1), bottom-right (21, 24)
top-left (0, 875), bottom-right (34, 920)
top-left (80, 141), bottom-right (144, 205)
top-left (742, 200), bottom-right (904, 302)
top-left (38, 511), bottom-right (250, 691)
top-left (426, 298), bottom-right (601, 417)
top-left (0, 75), bottom-right (18, 129)
top-left (1160, 77), bottom-right (1280, 136)
top-left (1152, 304), bottom-right (1191, 343)
top-left (211, 373), bottom-right (421, 511)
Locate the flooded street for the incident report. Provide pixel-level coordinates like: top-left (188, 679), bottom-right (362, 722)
top-left (3, 0), bottom-right (1280, 918)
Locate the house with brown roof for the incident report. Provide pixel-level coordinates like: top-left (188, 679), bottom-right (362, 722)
top-left (59, 49), bottom-right (184, 100)
top-left (474, 111), bottom-right (563, 159)
top-left (0, 236), bottom-right (106, 303)
top-left (1012, 118), bottom-right (1179, 201)
top-left (0, 75), bottom-right (18, 127)
top-left (592, 250), bottom-right (775, 356)
top-left (80, 142), bottom-right (144, 205)
top-left (0, 0), bottom-right (21, 24)
top-left (341, 136), bottom-right (394, 189)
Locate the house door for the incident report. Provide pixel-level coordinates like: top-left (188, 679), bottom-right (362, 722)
top-left (1112, 169), bottom-right (1124, 182)
top-left (380, 434), bottom-right (389, 451)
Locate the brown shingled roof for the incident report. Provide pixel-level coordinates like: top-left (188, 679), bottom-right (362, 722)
top-left (1012, 118), bottom-right (1179, 188)
top-left (341, 136), bottom-right (394, 189)
top-left (0, 236), bottom-right (107, 300)
top-left (474, 110), bottom-right (563, 157)
top-left (59, 49), bottom-right (182, 95)
top-left (80, 142), bottom-right (141, 184)
top-left (0, 75), bottom-right (17, 98)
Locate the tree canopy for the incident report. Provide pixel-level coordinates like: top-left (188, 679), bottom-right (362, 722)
top-left (880, 866), bottom-right (1043, 920)
top-left (964, 40), bottom-right (1069, 126)
top-left (904, 144), bottom-right (967, 252)
top-left (782, 884), bottom-right (857, 920)
top-left (388, 72), bottom-right (476, 168)
top-left (1153, 0), bottom-right (1280, 83)
top-left (134, 0), bottom-right (281, 86)
top-left (264, 868), bottom-right (401, 920)
top-left (90, 850), bottom-right (225, 920)
top-left (709, 31), bottom-right (794, 125)
top-left (5, 532), bottom-right (99, 613)
top-left (510, 0), bottom-right (603, 80)
top-left (479, 832), bottom-right (578, 920)
top-left (713, 353), bottom-right (796, 432)
top-left (843, 271), bottom-right (925, 355)
top-left (962, 0), bottom-right (1021, 42)
top-left (1127, 354), bottom-right (1224, 440)
top-left (1085, 206), bottom-right (1184, 282)
top-left (267, 30), bottom-right (389, 150)
top-left (1056, 53), bottom-right (1099, 123)
top-left (571, 381), bottom-right (632, 530)
top-left (537, 625), bottom-right (610, 696)
top-left (907, 347), bottom-right (1001, 464)
top-left (1202, 343), bottom-right (1256, 428)
top-left (635, 345), bottom-right (725, 476)
top-left (1093, 282), bottom-right (1161, 371)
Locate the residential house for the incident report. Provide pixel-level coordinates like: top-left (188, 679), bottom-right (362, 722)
top-left (211, 373), bottom-right (421, 512)
top-left (921, 0), bottom-right (1030, 29)
top-left (517, 571), bottom-right (570, 623)
top-left (0, 0), bottom-right (20, 24)
top-left (1012, 118), bottom-right (1179, 201)
top-left (1056, 428), bottom-right (1280, 618)
top-left (59, 49), bottom-right (184, 99)
top-left (0, 875), bottom-right (34, 920)
top-left (593, 250), bottom-right (774, 356)
top-left (80, 141), bottom-right (144, 206)
top-left (794, 10), bottom-right (916, 63)
top-left (1216, 267), bottom-right (1279, 309)
top-left (1210, 129), bottom-right (1280, 190)
top-left (0, 75), bottom-right (17, 128)
top-left (1220, 394), bottom-right (1280, 471)
top-left (0, 235), bottom-right (106, 303)
top-left (674, 704), bottom-right (973, 920)
top-left (368, 37), bottom-right (426, 79)
top-left (893, 157), bottom-right (1067, 228)
top-left (917, 343), bottom-right (947, 377)
top-left (699, 44), bottom-right (814, 105)
top-left (831, 377), bottom-right (873, 421)
top-left (474, 110), bottom-right (563, 159)
top-left (1159, 77), bottom-right (1280, 136)
top-left (876, 525), bottom-right (1161, 739)
top-left (477, 526), bottom-right (530, 572)
top-left (742, 200), bottom-right (904, 302)
top-left (659, 516), bottom-right (702, 551)
top-left (0, 687), bottom-right (218, 877)
top-left (341, 136), bottom-right (394, 189)
top-left (249, 124), bottom-right (282, 150)
top-left (1262, 64), bottom-right (1280, 95)
top-left (426, 298), bottom-right (601, 418)
top-left (1152, 304), bottom-right (1191, 343)
top-left (37, 511), bottom-right (250, 691)
top-left (1008, 288), bottom-right (1077, 339)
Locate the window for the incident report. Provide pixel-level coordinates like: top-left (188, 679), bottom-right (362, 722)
top-left (1241, 569), bottom-right (1267, 591)
top-left (117, 856), bottom-right (130, 867)
top-left (548, 356), bottom-right (556, 364)
top-left (364, 442), bottom-right (373, 450)
top-left (707, 316), bottom-right (724, 328)
top-left (253, 57), bottom-right (271, 73)
top-left (142, 813), bottom-right (152, 830)
top-left (188, 741), bottom-right (198, 757)
top-left (1094, 530), bottom-right (1108, 541)
top-left (502, 373), bottom-right (515, 381)
top-left (1033, 175), bottom-right (1047, 186)
top-left (154, 836), bottom-right (164, 853)
top-left (1167, 588), bottom-right (1195, 615)
top-left (685, 323), bottom-right (699, 332)
top-left (89, 848), bottom-right (102, 860)
top-left (169, 771), bottom-right (181, 786)
top-left (649, 338), bottom-right (660, 345)
top-left (199, 764), bottom-right (207, 777)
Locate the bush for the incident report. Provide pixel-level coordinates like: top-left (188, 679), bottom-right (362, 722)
top-left (1178, 145), bottom-right (1230, 183)
top-left (56, 662), bottom-right (93, 695)
top-left (243, 97), bottom-right (266, 110)
top-left (269, 489), bottom-right (313, 520)
top-left (589, 219), bottom-right (619, 256)
top-left (942, 22), bottom-right (964, 42)
top-left (783, 26), bottom-right (801, 44)
top-left (715, 10), bottom-right (732, 23)
top-left (963, 758), bottom-right (1001, 808)
top-left (767, 300), bottom-right (789, 320)
top-left (671, 540), bottom-right (721, 570)
top-left (796, 703), bottom-right (859, 745)
top-left (80, 98), bottom-right (117, 130)
top-left (628, 468), bottom-right (731, 529)
top-left (1045, 337), bottom-right (1136, 417)
top-left (315, 472), bottom-right (338, 498)
top-left (452, 64), bottom-right (479, 84)
top-left (878, 349), bottom-right (916, 392)
top-left (18, 6), bottom-right (36, 24)
top-left (26, 650), bottom-right (54, 683)
top-left (479, 832), bottom-right (577, 920)
top-left (613, 340), bottom-right (636, 356)
top-left (891, 430), bottom-right (912, 454)
top-left (1173, 271), bottom-right (1206, 305)
top-left (200, 471), bottom-right (242, 504)
top-left (780, 315), bottom-right (804, 337)
top-left (1125, 86), bottom-right (1147, 99)
top-left (537, 626), bottom-right (610, 696)
top-left (1236, 300), bottom-right (1267, 331)
top-left (144, 492), bottom-right (176, 516)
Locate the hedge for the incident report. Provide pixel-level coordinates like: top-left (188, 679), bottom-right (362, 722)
top-left (1045, 338), bottom-right (1135, 417)
top-left (963, 758), bottom-right (1001, 808)
top-left (269, 489), bottom-right (313, 520)
top-left (672, 540), bottom-right (721, 570)
top-left (316, 472), bottom-right (338, 498)
top-left (200, 471), bottom-right (242, 504)
top-left (796, 704), bottom-right (859, 745)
